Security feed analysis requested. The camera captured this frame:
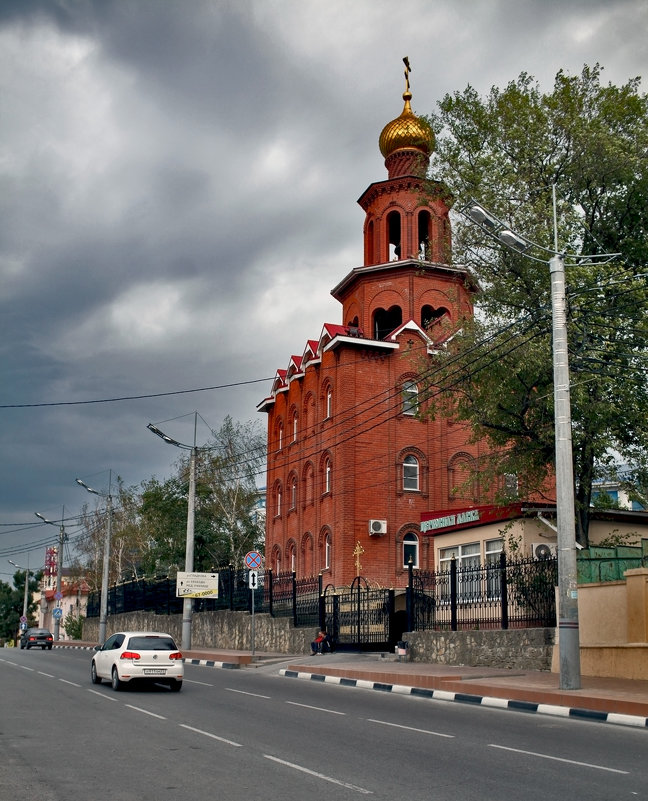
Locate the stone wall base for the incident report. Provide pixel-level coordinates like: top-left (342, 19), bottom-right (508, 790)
top-left (83, 610), bottom-right (312, 654)
top-left (405, 628), bottom-right (555, 671)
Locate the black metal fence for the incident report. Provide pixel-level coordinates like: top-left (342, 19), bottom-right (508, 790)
top-left (407, 553), bottom-right (557, 632)
top-left (85, 567), bottom-right (321, 629)
top-left (86, 555), bottom-right (557, 638)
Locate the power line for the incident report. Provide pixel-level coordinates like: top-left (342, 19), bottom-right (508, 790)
top-left (0, 377), bottom-right (274, 409)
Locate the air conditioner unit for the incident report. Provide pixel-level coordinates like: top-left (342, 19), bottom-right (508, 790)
top-left (369, 519), bottom-right (387, 536)
top-left (531, 542), bottom-right (557, 559)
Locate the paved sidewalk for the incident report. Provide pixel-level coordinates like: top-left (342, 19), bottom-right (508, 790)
top-left (279, 652), bottom-right (648, 728)
top-left (54, 641), bottom-right (648, 728)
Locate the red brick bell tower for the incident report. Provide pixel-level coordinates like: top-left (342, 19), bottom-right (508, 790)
top-left (259, 62), bottom-right (490, 589)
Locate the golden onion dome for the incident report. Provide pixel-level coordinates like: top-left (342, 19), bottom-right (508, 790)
top-left (379, 89), bottom-right (435, 159)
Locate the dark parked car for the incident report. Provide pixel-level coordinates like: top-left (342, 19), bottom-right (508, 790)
top-left (20, 628), bottom-right (53, 650)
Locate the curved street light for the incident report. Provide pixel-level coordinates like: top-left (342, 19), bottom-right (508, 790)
top-left (76, 472), bottom-right (113, 645)
top-left (461, 188), bottom-right (619, 691)
top-left (147, 415), bottom-right (199, 651)
top-left (34, 510), bottom-right (67, 641)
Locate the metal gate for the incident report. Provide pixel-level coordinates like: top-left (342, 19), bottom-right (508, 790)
top-left (322, 577), bottom-right (396, 651)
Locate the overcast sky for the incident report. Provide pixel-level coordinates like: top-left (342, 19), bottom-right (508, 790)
top-left (1, 0), bottom-right (646, 580)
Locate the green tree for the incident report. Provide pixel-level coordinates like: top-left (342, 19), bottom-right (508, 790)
top-left (422, 64), bottom-right (648, 544)
top-left (0, 570), bottom-right (41, 642)
top-left (74, 477), bottom-right (143, 590)
top-left (62, 612), bottom-right (84, 640)
top-left (138, 416), bottom-right (266, 575)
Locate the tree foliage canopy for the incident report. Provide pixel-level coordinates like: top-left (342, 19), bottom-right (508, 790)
top-left (72, 416), bottom-right (266, 584)
top-left (422, 65), bottom-right (648, 542)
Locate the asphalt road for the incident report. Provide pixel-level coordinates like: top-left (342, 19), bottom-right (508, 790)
top-left (1, 648), bottom-right (645, 800)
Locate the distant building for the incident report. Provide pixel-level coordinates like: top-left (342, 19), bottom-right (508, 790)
top-left (592, 474), bottom-right (645, 511)
top-left (38, 547), bottom-right (89, 639)
top-left (258, 68), bottom-right (551, 588)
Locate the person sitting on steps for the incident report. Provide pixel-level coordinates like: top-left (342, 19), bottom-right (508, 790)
top-left (311, 629), bottom-right (331, 655)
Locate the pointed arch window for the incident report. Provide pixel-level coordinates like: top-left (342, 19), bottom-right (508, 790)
top-left (289, 475), bottom-right (297, 510)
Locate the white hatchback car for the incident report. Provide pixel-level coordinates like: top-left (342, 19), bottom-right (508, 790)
top-left (91, 631), bottom-right (184, 691)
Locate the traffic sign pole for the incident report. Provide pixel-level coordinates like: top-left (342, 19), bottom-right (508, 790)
top-left (248, 570), bottom-right (259, 657)
top-left (245, 556), bottom-right (262, 656)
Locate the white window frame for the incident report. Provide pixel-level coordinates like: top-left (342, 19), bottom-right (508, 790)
top-left (324, 459), bottom-right (331, 494)
top-left (439, 542), bottom-right (481, 602)
top-left (403, 454), bottom-right (419, 491)
top-left (402, 380), bottom-right (419, 416)
top-left (402, 532), bottom-right (419, 568)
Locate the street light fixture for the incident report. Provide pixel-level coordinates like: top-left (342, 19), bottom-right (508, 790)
top-left (8, 557), bottom-right (30, 624)
top-left (147, 415), bottom-right (199, 651)
top-left (461, 189), bottom-right (619, 691)
top-left (76, 472), bottom-right (113, 645)
top-left (35, 509), bottom-right (67, 641)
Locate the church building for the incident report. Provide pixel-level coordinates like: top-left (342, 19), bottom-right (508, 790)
top-left (258, 64), bottom-right (501, 588)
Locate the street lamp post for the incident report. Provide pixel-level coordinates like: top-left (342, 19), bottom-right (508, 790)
top-left (147, 414), bottom-right (198, 651)
top-left (76, 472), bottom-right (113, 645)
top-left (8, 557), bottom-right (30, 623)
top-left (35, 509), bottom-right (67, 641)
top-left (462, 192), bottom-right (619, 691)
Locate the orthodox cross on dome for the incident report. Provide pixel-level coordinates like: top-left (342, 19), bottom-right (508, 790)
top-left (353, 541), bottom-right (364, 575)
top-left (403, 56), bottom-right (411, 94)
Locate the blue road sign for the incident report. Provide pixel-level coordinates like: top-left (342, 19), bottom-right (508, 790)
top-left (244, 551), bottom-right (262, 570)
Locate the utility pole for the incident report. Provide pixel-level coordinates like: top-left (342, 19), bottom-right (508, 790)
top-left (35, 508), bottom-right (67, 640)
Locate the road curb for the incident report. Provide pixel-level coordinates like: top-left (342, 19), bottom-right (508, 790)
top-left (184, 658), bottom-right (240, 670)
top-left (279, 669), bottom-right (648, 730)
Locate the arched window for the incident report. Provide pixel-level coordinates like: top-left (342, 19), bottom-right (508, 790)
top-left (323, 458), bottom-right (332, 494)
top-left (301, 532), bottom-right (313, 577)
top-left (421, 305), bottom-right (449, 332)
top-left (291, 410), bottom-right (298, 442)
top-left (276, 421), bottom-right (283, 451)
top-left (418, 210), bottom-right (431, 260)
top-left (276, 484), bottom-right (282, 517)
top-left (287, 542), bottom-right (296, 573)
top-left (448, 453), bottom-right (478, 500)
top-left (403, 455), bottom-right (419, 491)
top-left (367, 219), bottom-right (375, 264)
top-left (387, 209), bottom-right (401, 260)
top-left (304, 393), bottom-right (315, 436)
top-left (271, 546), bottom-right (281, 574)
top-left (403, 533), bottom-right (419, 568)
top-left (304, 462), bottom-right (315, 505)
top-left (289, 475), bottom-right (297, 510)
top-left (374, 305), bottom-right (403, 340)
top-left (402, 380), bottom-right (419, 416)
top-left (326, 385), bottom-right (333, 419)
top-left (322, 530), bottom-right (331, 570)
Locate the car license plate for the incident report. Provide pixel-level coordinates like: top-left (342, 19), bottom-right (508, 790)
top-left (143, 669), bottom-right (166, 675)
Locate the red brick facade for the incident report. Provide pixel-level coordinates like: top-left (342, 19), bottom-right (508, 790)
top-left (258, 82), bottom-right (498, 588)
